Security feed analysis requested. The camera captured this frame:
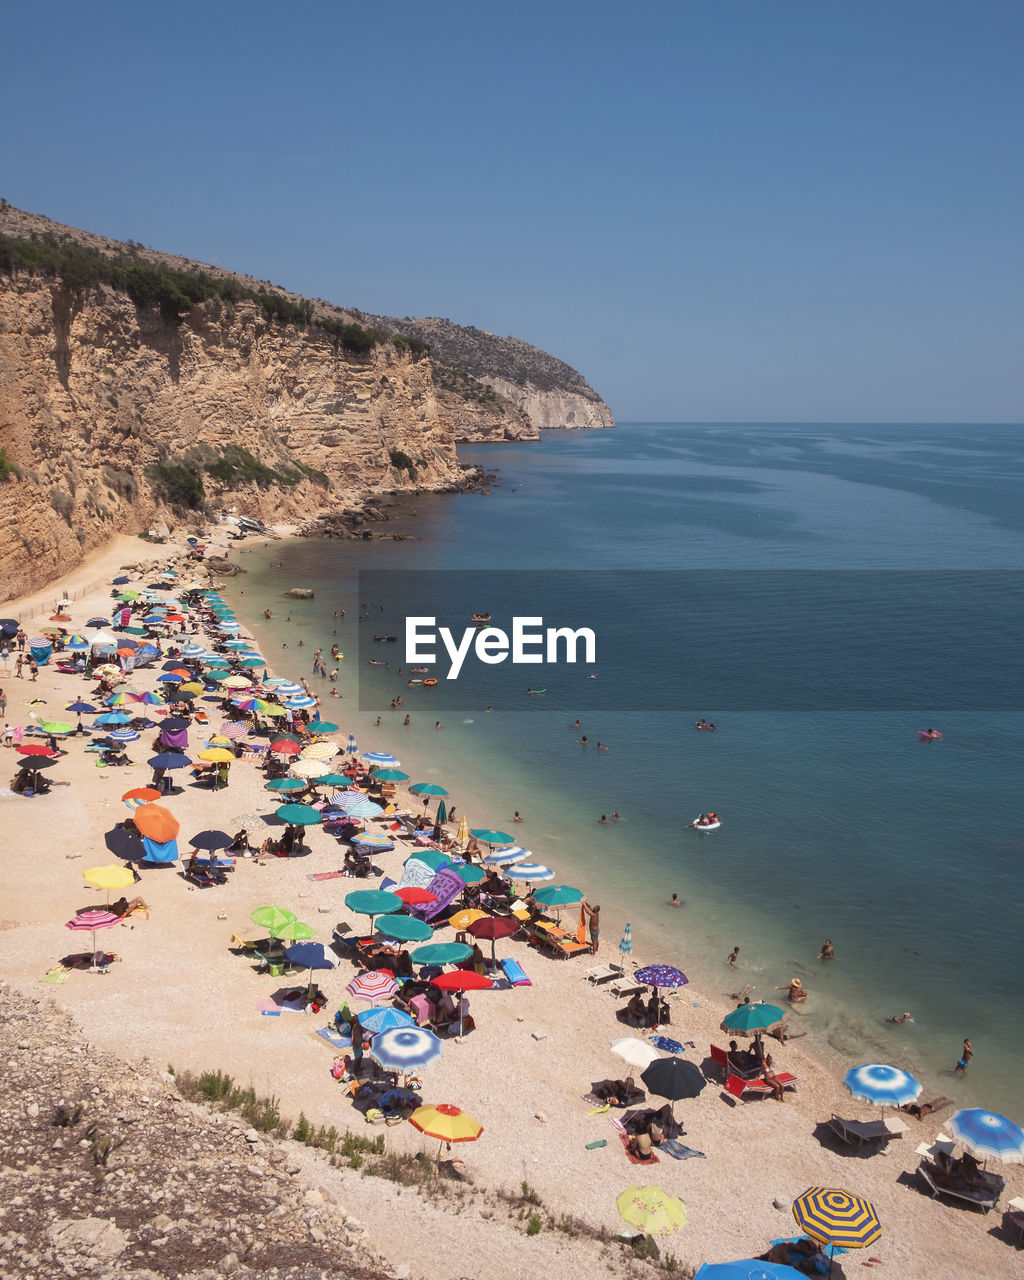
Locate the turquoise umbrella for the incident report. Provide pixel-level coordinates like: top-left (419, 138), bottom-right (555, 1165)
top-left (307, 720), bottom-right (339, 734)
top-left (437, 800), bottom-right (448, 823)
top-left (375, 915), bottom-right (433, 943)
top-left (411, 942), bottom-right (473, 967)
top-left (471, 828), bottom-right (514, 845)
top-left (721, 1002), bottom-right (787, 1036)
top-left (313, 773), bottom-right (349, 787)
top-left (275, 803), bottom-right (323, 826)
top-left (451, 864), bottom-right (486, 884)
top-left (409, 782), bottom-right (448, 797)
top-left (345, 889), bottom-right (403, 928)
top-left (266, 778), bottom-right (307, 792)
top-left (533, 885), bottom-right (584, 908)
top-left (371, 768), bottom-right (410, 782)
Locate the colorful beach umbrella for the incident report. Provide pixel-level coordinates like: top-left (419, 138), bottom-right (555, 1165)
top-left (504, 862), bottom-right (554, 882)
top-left (409, 1104), bottom-right (482, 1153)
top-left (38, 720), bottom-right (73, 735)
top-left (370, 1026), bottom-right (443, 1073)
top-left (843, 1064), bottom-right (922, 1109)
top-left (82, 864), bottom-right (135, 896)
top-left (616, 1185), bottom-right (687, 1237)
top-left (198, 747), bottom-right (235, 763)
top-left (270, 919), bottom-right (316, 943)
top-left (107, 729), bottom-right (141, 743)
top-left (351, 832), bottom-right (395, 849)
top-left (792, 1187), bottom-right (881, 1251)
top-left (362, 752), bottom-right (401, 768)
top-left (290, 759), bottom-right (330, 779)
top-left (300, 742), bottom-right (338, 760)
top-left (619, 922), bottom-right (633, 961)
top-left (357, 1006), bottom-right (416, 1035)
top-left (482, 845), bottom-right (530, 865)
top-left (635, 964), bottom-right (689, 990)
top-left (946, 1109), bottom-right (1024, 1164)
top-left (122, 786), bottom-right (161, 810)
top-left (134, 804), bottom-right (180, 842)
top-left (347, 970), bottom-right (400, 1003)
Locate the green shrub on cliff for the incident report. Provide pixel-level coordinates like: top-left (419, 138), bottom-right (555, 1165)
top-left (145, 462), bottom-right (205, 510)
top-left (0, 448), bottom-right (16, 481)
top-left (388, 448), bottom-right (418, 480)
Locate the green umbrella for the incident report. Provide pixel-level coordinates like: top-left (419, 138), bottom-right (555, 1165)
top-left (451, 864), bottom-right (486, 884)
top-left (409, 782), bottom-right (448, 797)
top-left (116, 590), bottom-right (140, 601)
top-left (411, 941), bottom-right (473, 966)
top-left (270, 919), bottom-right (316, 943)
top-left (275, 803), bottom-right (323, 825)
top-left (471, 828), bottom-right (514, 845)
top-left (314, 773), bottom-right (349, 787)
top-left (533, 884), bottom-right (585, 908)
top-left (374, 915), bottom-right (433, 943)
top-left (437, 800), bottom-right (448, 823)
top-left (266, 778), bottom-right (307, 792)
top-left (250, 905), bottom-right (297, 932)
top-left (307, 720), bottom-right (339, 734)
top-left (39, 720), bottom-right (73, 735)
top-left (345, 889), bottom-right (403, 928)
top-left (371, 768), bottom-right (410, 782)
top-left (404, 849), bottom-right (450, 871)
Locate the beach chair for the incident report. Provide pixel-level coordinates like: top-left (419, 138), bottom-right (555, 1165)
top-left (711, 1043), bottom-right (761, 1081)
top-left (828, 1113), bottom-right (908, 1148)
top-left (917, 1161), bottom-right (1004, 1213)
top-left (525, 921), bottom-right (591, 960)
top-left (584, 963), bottom-right (621, 985)
top-left (608, 977), bottom-right (645, 999)
top-left (725, 1072), bottom-right (798, 1101)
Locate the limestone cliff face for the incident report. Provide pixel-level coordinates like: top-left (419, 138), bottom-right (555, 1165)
top-left (478, 376), bottom-right (616, 430)
top-left (0, 276), bottom-right (463, 597)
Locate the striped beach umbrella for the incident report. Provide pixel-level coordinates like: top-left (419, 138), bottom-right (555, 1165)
top-left (290, 759), bottom-right (329, 780)
top-left (357, 1006), bottom-right (416, 1035)
top-left (619, 922), bottom-right (633, 961)
top-left (505, 862), bottom-right (554, 882)
top-left (410, 1104), bottom-right (483, 1154)
top-left (482, 845), bottom-right (530, 866)
top-left (337, 798), bottom-right (386, 819)
top-left (271, 682), bottom-right (305, 696)
top-left (346, 733), bottom-right (358, 754)
top-left (108, 729), bottom-right (141, 743)
top-left (946, 1109), bottom-right (1024, 1163)
top-left (362, 751), bottom-right (400, 768)
top-left (370, 1026), bottom-right (443, 1073)
top-left (300, 742), bottom-right (338, 760)
top-left (347, 970), bottom-right (400, 1003)
top-left (351, 832), bottom-right (396, 850)
top-left (65, 908), bottom-right (121, 959)
top-left (844, 1064), bottom-right (921, 1109)
top-left (792, 1187), bottom-right (881, 1251)
top-left (286, 695), bottom-right (318, 709)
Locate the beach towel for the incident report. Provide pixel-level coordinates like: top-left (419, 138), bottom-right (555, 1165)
top-left (141, 836), bottom-right (179, 864)
top-left (619, 1132), bottom-right (659, 1165)
top-left (408, 867), bottom-right (464, 921)
top-left (316, 1026), bottom-right (351, 1049)
top-left (499, 957), bottom-right (531, 987)
top-left (307, 871), bottom-right (347, 882)
top-left (661, 1139), bottom-right (705, 1160)
top-left (41, 965), bottom-right (71, 985)
top-left (257, 996), bottom-right (303, 1015)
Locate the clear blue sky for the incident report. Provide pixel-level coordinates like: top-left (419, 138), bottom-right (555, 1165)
top-left (2, 1), bottom-right (1022, 422)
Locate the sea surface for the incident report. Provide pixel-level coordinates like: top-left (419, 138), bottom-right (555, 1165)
top-left (228, 423), bottom-right (1024, 1117)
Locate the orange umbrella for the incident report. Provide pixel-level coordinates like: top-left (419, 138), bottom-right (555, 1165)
top-left (134, 803), bottom-right (180, 842)
top-left (122, 786), bottom-right (161, 809)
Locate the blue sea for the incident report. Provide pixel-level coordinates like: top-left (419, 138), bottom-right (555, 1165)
top-left (228, 423), bottom-right (1024, 1117)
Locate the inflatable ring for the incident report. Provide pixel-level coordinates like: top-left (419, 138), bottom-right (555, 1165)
top-left (423, 678), bottom-right (438, 687)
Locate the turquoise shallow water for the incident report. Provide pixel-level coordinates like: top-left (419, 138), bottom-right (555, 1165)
top-left (227, 423), bottom-right (1024, 1117)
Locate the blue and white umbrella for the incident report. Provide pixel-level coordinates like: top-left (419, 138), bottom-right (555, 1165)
top-left (505, 862), bottom-right (554, 882)
top-left (346, 734), bottom-right (359, 754)
top-left (223, 640), bottom-right (249, 650)
top-left (181, 644), bottom-right (206, 656)
top-left (843, 1063), bottom-right (922, 1109)
top-left (946, 1109), bottom-right (1024, 1164)
top-left (483, 845), bottom-right (530, 866)
top-left (357, 1006), bottom-right (416, 1035)
top-left (361, 751), bottom-right (400, 768)
top-left (107, 729), bottom-right (141, 743)
top-left (286, 696), bottom-right (318, 709)
top-left (271, 682), bottom-right (304, 697)
top-left (619, 922), bottom-right (633, 959)
top-left (369, 1026), bottom-right (443, 1072)
top-left (67, 636), bottom-right (90, 651)
top-left (339, 799), bottom-right (386, 820)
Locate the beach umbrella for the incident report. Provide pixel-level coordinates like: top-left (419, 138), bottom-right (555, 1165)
top-left (616, 1185), bottom-right (687, 1237)
top-left (635, 964), bottom-right (689, 991)
top-left (122, 787), bottom-right (162, 809)
top-left (17, 743), bottom-right (60, 757)
top-left (450, 863), bottom-right (485, 884)
top-left (285, 695), bottom-right (318, 709)
top-left (266, 777), bottom-right (307, 792)
top-left (346, 969), bottom-right (400, 1003)
top-left (345, 889), bottom-right (403, 928)
top-left (218, 722), bottom-right (249, 740)
top-left (238, 656), bottom-right (265, 667)
top-left (306, 720), bottom-right (339, 734)
top-left (270, 738), bottom-right (302, 755)
top-left (694, 1262), bottom-right (805, 1280)
top-left (362, 752), bottom-right (401, 768)
top-left (18, 754), bottom-right (58, 771)
top-left (38, 720), bottom-right (73, 736)
top-left (282, 941), bottom-right (337, 988)
top-left (105, 693), bottom-right (131, 706)
top-left (466, 914), bottom-right (519, 965)
top-left (273, 802), bottom-right (323, 826)
top-left (721, 1002), bottom-right (787, 1038)
top-left (369, 767), bottom-right (408, 782)
top-left (258, 702), bottom-right (286, 717)
top-left (95, 712), bottom-right (134, 726)
top-left (86, 617), bottom-right (111, 628)
top-left (409, 1103), bottom-right (483, 1155)
top-left (470, 828), bottom-right (513, 846)
top-left (792, 1187), bottom-right (881, 1253)
top-left (482, 845), bottom-right (529, 866)
top-left (610, 1038), bottom-right (662, 1069)
top-left (290, 759), bottom-right (330, 780)
top-left (268, 681), bottom-right (304, 695)
top-left (409, 782), bottom-right (448, 797)
top-left (65, 701), bottom-right (98, 717)
top-left (300, 742), bottom-right (338, 760)
top-left (370, 1026), bottom-right (443, 1074)
top-left (134, 804), bottom-right (180, 842)
top-left (436, 800), bottom-right (448, 823)
top-left (188, 829), bottom-right (233, 851)
top-left (533, 884), bottom-right (584, 908)
top-left (454, 813), bottom-right (470, 844)
top-left (250, 905), bottom-right (296, 933)
top-left (112, 576), bottom-right (131, 585)
top-left (156, 673), bottom-right (185, 684)
top-left (504, 863), bottom-right (554, 882)
top-left (346, 733), bottom-right (358, 754)
top-left (82, 864), bottom-right (135, 903)
top-left (313, 773), bottom-right (349, 788)
top-left (375, 915), bottom-right (433, 944)
top-left (351, 832), bottom-right (395, 850)
top-left (357, 1006), bottom-right (416, 1036)
top-left (67, 636), bottom-right (91, 650)
top-left (107, 729), bottom-right (141, 743)
top-left (640, 1057), bottom-right (707, 1118)
top-left (338, 798), bottom-right (386, 819)
top-left (197, 747), bottom-right (234, 763)
top-left (65, 908), bottom-right (121, 962)
top-left (132, 691), bottom-right (166, 706)
top-left (394, 886), bottom-right (437, 906)
top-left (445, 908), bottom-right (488, 932)
top-left (411, 941), bottom-right (472, 967)
top-left (430, 968), bottom-right (493, 1029)
top-left (270, 919), bottom-right (316, 943)
top-left (843, 1064), bottom-right (921, 1110)
top-left (946, 1109), bottom-right (1024, 1164)
top-left (619, 922), bottom-right (633, 967)
top-left (148, 752), bottom-right (192, 771)
top-left (223, 675), bottom-right (252, 690)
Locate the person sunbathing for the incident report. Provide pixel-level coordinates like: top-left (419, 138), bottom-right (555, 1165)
top-left (761, 1054), bottom-right (786, 1102)
top-left (594, 1080), bottom-right (634, 1107)
top-left (758, 1238), bottom-right (824, 1275)
top-left (626, 1131), bottom-right (656, 1161)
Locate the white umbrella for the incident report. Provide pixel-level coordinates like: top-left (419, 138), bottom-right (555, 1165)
top-left (505, 863), bottom-right (554, 882)
top-left (291, 759), bottom-right (330, 780)
top-left (483, 845), bottom-right (531, 866)
top-left (610, 1038), bottom-right (662, 1069)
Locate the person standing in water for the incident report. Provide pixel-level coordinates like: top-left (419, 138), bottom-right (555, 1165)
top-left (726, 946), bottom-right (740, 968)
top-left (954, 1038), bottom-right (973, 1073)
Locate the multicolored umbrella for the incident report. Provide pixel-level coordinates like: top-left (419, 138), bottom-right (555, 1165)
top-left (843, 1064), bottom-right (921, 1109)
top-left (370, 1026), bottom-right (443, 1073)
top-left (107, 729), bottom-right (141, 743)
top-left (65, 908), bottom-right (121, 959)
top-left (792, 1187), bottom-right (881, 1250)
top-left (300, 742), bottom-right (339, 760)
top-left (616, 1185), bottom-right (687, 1236)
top-left (351, 832), bottom-right (396, 850)
top-left (635, 964), bottom-right (689, 990)
top-left (347, 970), bottom-right (399, 1003)
top-left (946, 1109), bottom-right (1024, 1163)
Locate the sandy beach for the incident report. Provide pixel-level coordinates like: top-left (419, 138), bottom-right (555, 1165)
top-left (1, 530), bottom-right (1019, 1280)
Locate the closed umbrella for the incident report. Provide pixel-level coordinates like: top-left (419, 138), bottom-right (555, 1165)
top-left (346, 733), bottom-right (358, 754)
top-left (347, 970), bottom-right (400, 1003)
top-left (619, 922), bottom-right (633, 971)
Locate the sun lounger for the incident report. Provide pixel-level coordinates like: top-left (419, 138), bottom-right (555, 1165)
top-left (584, 963), bottom-right (621, 985)
top-left (711, 1043), bottom-right (761, 1081)
top-left (918, 1160), bottom-right (1004, 1213)
top-left (525, 921), bottom-right (592, 960)
top-left (725, 1072), bottom-right (798, 1101)
top-left (828, 1113), bottom-right (907, 1147)
top-left (608, 978), bottom-right (645, 999)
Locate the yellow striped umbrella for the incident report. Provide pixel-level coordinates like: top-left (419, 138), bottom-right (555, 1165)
top-left (300, 742), bottom-right (339, 760)
top-left (455, 813), bottom-right (469, 845)
top-left (793, 1187), bottom-right (881, 1250)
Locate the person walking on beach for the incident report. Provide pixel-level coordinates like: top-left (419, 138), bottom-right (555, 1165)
top-left (15, 654), bottom-right (24, 679)
top-left (727, 946), bottom-right (740, 968)
top-left (28, 658), bottom-right (38, 682)
top-left (954, 1038), bottom-right (973, 1073)
top-left (583, 902), bottom-right (600, 954)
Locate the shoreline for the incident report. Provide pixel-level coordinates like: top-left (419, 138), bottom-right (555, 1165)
top-left (0, 526), bottom-right (1015, 1279)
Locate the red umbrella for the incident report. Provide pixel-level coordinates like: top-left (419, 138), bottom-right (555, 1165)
top-left (466, 915), bottom-right (519, 965)
top-left (270, 739), bottom-right (302, 755)
top-left (430, 970), bottom-right (492, 1035)
top-left (65, 908), bottom-right (121, 966)
top-left (17, 744), bottom-right (60, 757)
top-left (394, 886), bottom-right (438, 906)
